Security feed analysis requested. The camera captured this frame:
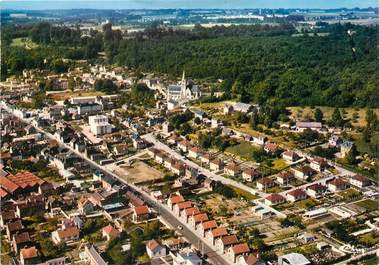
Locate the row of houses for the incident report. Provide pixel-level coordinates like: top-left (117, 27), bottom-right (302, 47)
top-left (167, 194), bottom-right (262, 265)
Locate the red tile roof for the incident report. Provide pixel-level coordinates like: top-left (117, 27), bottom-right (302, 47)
top-left (7, 220), bottom-right (23, 232)
top-left (257, 177), bottom-right (274, 185)
top-left (221, 234), bottom-right (238, 245)
top-left (0, 176), bottom-right (19, 193)
top-left (0, 188), bottom-right (9, 198)
top-left (134, 205), bottom-right (150, 216)
top-left (184, 207), bottom-right (200, 216)
top-left (56, 227), bottom-right (80, 239)
top-left (231, 243), bottom-right (250, 255)
top-left (200, 220), bottom-right (218, 230)
top-left (211, 227), bottom-right (228, 238)
top-left (225, 161), bottom-right (240, 172)
top-left (287, 189), bottom-right (306, 197)
top-left (193, 213), bottom-right (209, 223)
top-left (169, 195), bottom-right (184, 204)
top-left (352, 175), bottom-right (369, 182)
top-left (146, 239), bottom-right (161, 251)
top-left (7, 171), bottom-right (45, 189)
top-left (13, 232), bottom-right (31, 244)
top-left (265, 193), bottom-right (285, 202)
top-left (264, 142), bottom-right (278, 152)
top-left (20, 246), bottom-right (38, 260)
top-left (102, 225), bottom-right (120, 237)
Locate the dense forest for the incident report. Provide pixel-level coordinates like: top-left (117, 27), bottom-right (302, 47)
top-left (2, 22), bottom-right (379, 107)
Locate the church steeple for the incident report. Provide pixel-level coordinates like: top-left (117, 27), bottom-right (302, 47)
top-left (181, 70), bottom-right (186, 86)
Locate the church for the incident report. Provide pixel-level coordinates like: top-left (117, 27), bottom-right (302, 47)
top-left (166, 71), bottom-right (201, 102)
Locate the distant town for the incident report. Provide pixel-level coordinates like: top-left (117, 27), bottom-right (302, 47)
top-left (0, 4), bottom-right (378, 265)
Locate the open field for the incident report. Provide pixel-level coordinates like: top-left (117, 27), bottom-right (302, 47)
top-left (11, 37), bottom-right (39, 49)
top-left (288, 106), bottom-right (379, 127)
top-left (354, 199), bottom-right (379, 212)
top-left (225, 140), bottom-right (259, 160)
top-left (49, 90), bottom-right (105, 101)
top-left (117, 161), bottom-right (163, 184)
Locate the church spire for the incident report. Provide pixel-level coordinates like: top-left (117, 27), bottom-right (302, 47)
top-left (181, 70), bottom-right (186, 85)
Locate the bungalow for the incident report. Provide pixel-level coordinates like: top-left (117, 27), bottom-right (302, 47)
top-left (146, 239), bottom-right (167, 259)
top-left (282, 151), bottom-right (300, 162)
top-left (293, 165), bottom-right (315, 181)
top-left (286, 189), bottom-right (307, 202)
top-left (215, 234), bottom-right (238, 253)
top-left (188, 146), bottom-right (202, 159)
top-left (264, 143), bottom-right (279, 154)
top-left (197, 220), bottom-right (218, 237)
top-left (167, 195), bottom-right (184, 210)
top-left (189, 213), bottom-right (209, 229)
top-left (12, 232), bottom-right (31, 253)
top-left (51, 227), bottom-right (80, 244)
top-left (206, 227), bottom-right (228, 245)
top-left (181, 207), bottom-right (200, 223)
top-left (6, 220), bottom-right (24, 239)
top-left (210, 158), bottom-right (224, 172)
top-left (242, 167), bottom-right (260, 182)
top-left (20, 246), bottom-right (40, 265)
top-left (172, 162), bottom-right (185, 176)
top-left (224, 161), bottom-right (241, 177)
top-left (277, 171), bottom-right (294, 186)
top-left (306, 183), bottom-right (327, 198)
top-left (173, 201), bottom-right (192, 217)
top-left (256, 177), bottom-right (275, 191)
top-left (178, 140), bottom-right (191, 153)
top-left (102, 225), bottom-right (121, 241)
top-left (264, 194), bottom-right (286, 206)
top-left (237, 254), bottom-right (262, 265)
top-left (132, 205), bottom-right (150, 222)
top-left (327, 178), bottom-right (349, 192)
top-left (200, 153), bottom-right (212, 164)
top-left (296, 121), bottom-right (322, 132)
top-left (310, 157), bottom-right (328, 172)
top-left (228, 243), bottom-right (250, 263)
top-left (350, 175), bottom-right (371, 189)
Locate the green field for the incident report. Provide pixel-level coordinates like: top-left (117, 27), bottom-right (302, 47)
top-left (338, 188), bottom-right (361, 200)
top-left (11, 37), bottom-right (39, 49)
top-left (225, 140), bottom-right (259, 160)
top-left (355, 199), bottom-right (379, 212)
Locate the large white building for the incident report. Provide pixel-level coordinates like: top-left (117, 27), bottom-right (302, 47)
top-left (166, 71), bottom-right (201, 102)
top-left (89, 115), bottom-right (113, 136)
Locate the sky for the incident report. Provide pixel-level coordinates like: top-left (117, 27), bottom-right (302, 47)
top-left (2, 0), bottom-right (378, 10)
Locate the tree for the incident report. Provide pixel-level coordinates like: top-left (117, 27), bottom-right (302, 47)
top-left (314, 108), bottom-right (324, 122)
top-left (331, 108), bottom-right (344, 127)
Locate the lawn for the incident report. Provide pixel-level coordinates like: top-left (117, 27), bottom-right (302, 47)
top-left (294, 198), bottom-right (320, 210)
top-left (11, 37), bottom-right (39, 49)
top-left (230, 185), bottom-right (258, 200)
top-left (355, 199), bottom-right (379, 212)
top-left (353, 132), bottom-right (379, 158)
top-left (271, 159), bottom-right (288, 171)
top-left (338, 188), bottom-right (361, 200)
top-left (225, 140), bottom-right (259, 160)
top-left (48, 90), bottom-right (105, 101)
top-left (358, 232), bottom-right (379, 247)
top-left (283, 243), bottom-right (318, 256)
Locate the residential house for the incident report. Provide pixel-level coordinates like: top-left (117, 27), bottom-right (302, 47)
top-left (295, 122), bottom-right (322, 132)
top-left (78, 198), bottom-right (95, 215)
top-left (264, 143), bottom-right (278, 154)
top-left (306, 183), bottom-right (327, 198)
top-left (293, 165), bottom-right (315, 181)
top-left (51, 227), bottom-right (80, 244)
top-left (188, 147), bottom-right (202, 159)
top-left (327, 178), bottom-right (349, 192)
top-left (167, 195), bottom-right (185, 210)
top-left (200, 153), bottom-right (212, 165)
top-left (228, 243), bottom-right (250, 263)
top-left (277, 171), bottom-right (294, 186)
top-left (264, 194), bottom-right (286, 206)
top-left (132, 205), bottom-right (150, 222)
top-left (210, 158), bottom-right (224, 172)
top-left (178, 140), bottom-right (191, 153)
top-left (242, 167), bottom-right (260, 182)
top-left (256, 177), bottom-right (275, 191)
top-left (171, 250), bottom-right (202, 265)
top-left (224, 161), bottom-right (241, 177)
top-left (282, 151), bottom-right (300, 162)
top-left (12, 232), bottom-right (31, 253)
top-left (197, 220), bottom-right (218, 237)
top-left (189, 213), bottom-right (209, 229)
top-left (206, 227), bottom-right (228, 245)
top-left (0, 210), bottom-right (17, 228)
top-left (215, 234), bottom-right (238, 253)
top-left (38, 257), bottom-right (66, 265)
top-left (278, 253), bottom-right (311, 265)
top-left (174, 201), bottom-right (192, 217)
top-left (286, 189), bottom-right (307, 202)
top-left (147, 148), bottom-right (160, 158)
top-left (203, 178), bottom-right (216, 191)
top-left (181, 207), bottom-right (200, 223)
top-left (310, 157), bottom-right (328, 172)
top-left (252, 136), bottom-right (267, 146)
top-left (329, 135), bottom-right (342, 147)
top-left (84, 244), bottom-right (108, 265)
top-left (237, 254), bottom-right (262, 265)
top-left (20, 246), bottom-right (40, 265)
top-left (172, 162), bottom-right (185, 176)
top-left (340, 141), bottom-right (355, 158)
top-left (146, 239), bottom-right (167, 258)
top-left (350, 175), bottom-right (371, 189)
top-left (6, 220), bottom-right (24, 239)
top-left (102, 225), bottom-right (121, 241)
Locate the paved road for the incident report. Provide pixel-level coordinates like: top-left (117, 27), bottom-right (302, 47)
top-left (1, 105), bottom-right (231, 265)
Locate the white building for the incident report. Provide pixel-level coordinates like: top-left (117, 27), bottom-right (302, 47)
top-left (166, 71), bottom-right (201, 102)
top-left (89, 115), bottom-right (113, 136)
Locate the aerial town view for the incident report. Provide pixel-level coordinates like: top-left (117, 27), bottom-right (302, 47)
top-left (0, 0), bottom-right (378, 265)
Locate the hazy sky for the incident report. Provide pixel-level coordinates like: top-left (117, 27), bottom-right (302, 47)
top-left (2, 0), bottom-right (378, 10)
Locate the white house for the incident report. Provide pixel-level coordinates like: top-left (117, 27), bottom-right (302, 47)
top-left (146, 239), bottom-right (167, 258)
top-left (89, 115), bottom-right (113, 136)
